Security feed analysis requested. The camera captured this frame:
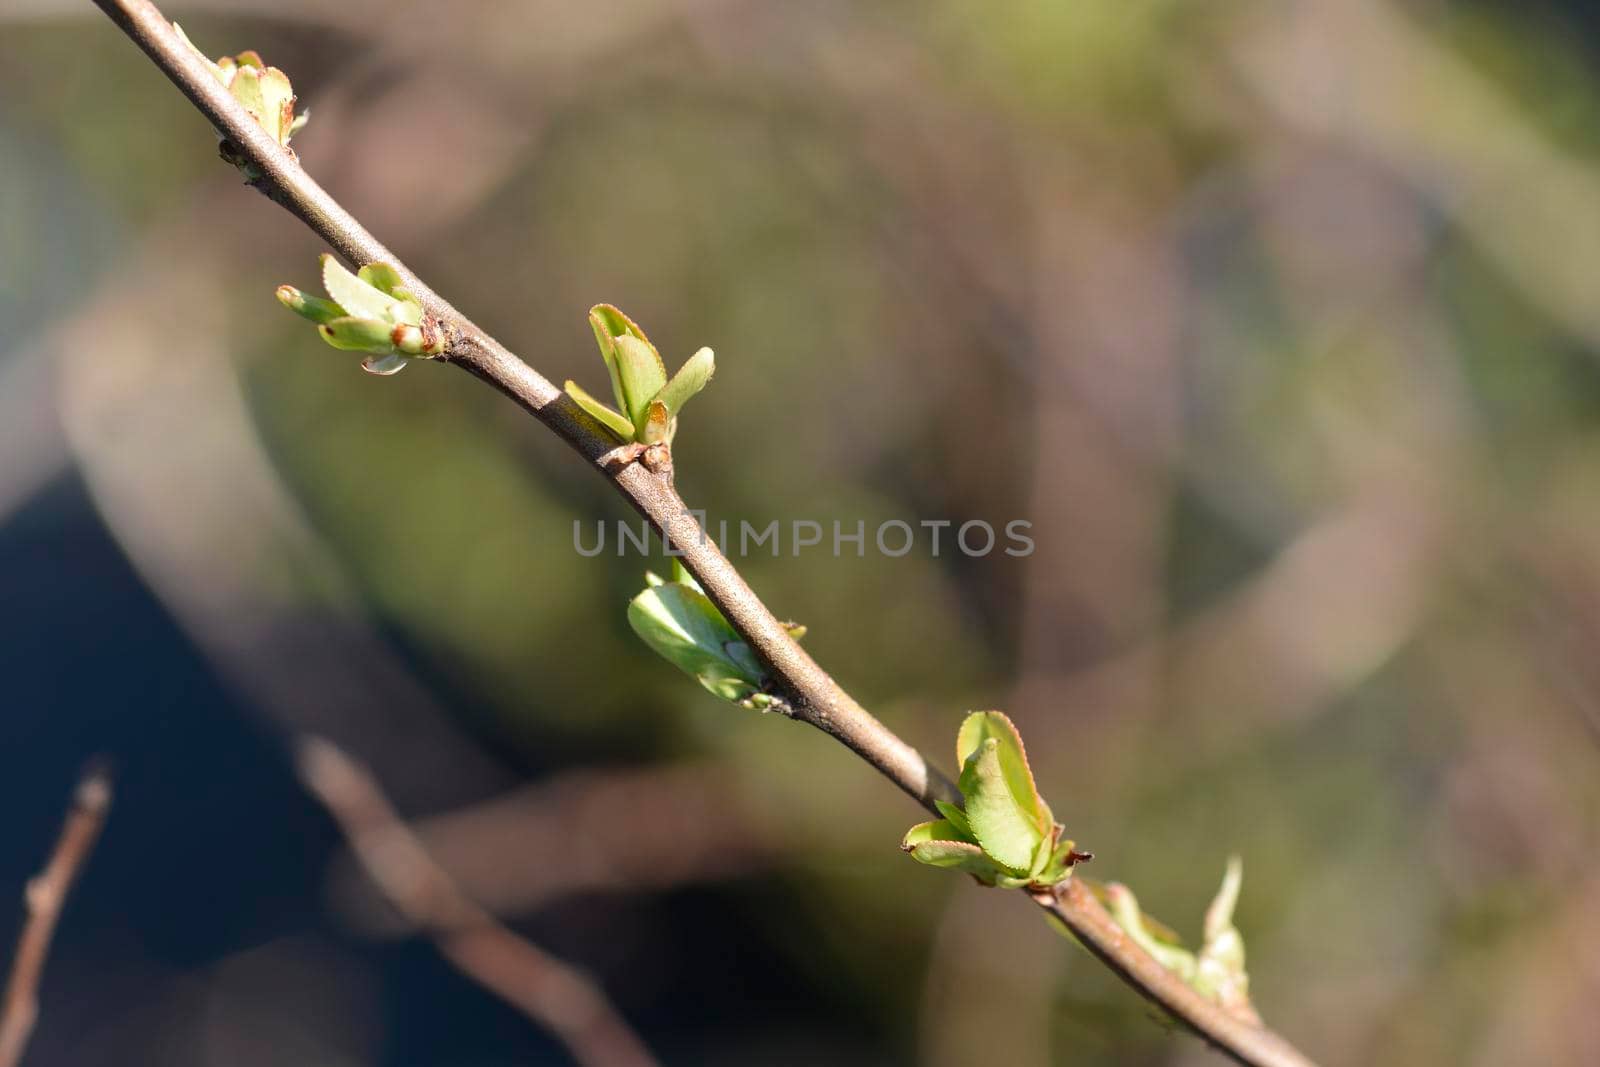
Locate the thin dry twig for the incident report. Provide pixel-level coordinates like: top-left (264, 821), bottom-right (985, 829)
top-left (0, 765), bottom-right (113, 1067)
top-left (294, 737), bottom-right (659, 1067)
top-left (89, 3), bottom-right (1320, 1063)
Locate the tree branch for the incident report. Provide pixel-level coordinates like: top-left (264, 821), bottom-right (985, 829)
top-left (0, 765), bottom-right (112, 1067)
top-left (295, 737), bottom-right (659, 1067)
top-left (88, 3), bottom-right (1320, 1063)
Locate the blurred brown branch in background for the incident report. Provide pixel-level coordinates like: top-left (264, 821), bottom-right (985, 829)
top-left (295, 737), bottom-right (660, 1067)
top-left (0, 764), bottom-right (112, 1067)
top-left (332, 763), bottom-right (777, 931)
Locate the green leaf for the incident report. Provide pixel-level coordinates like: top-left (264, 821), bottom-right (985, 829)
top-left (1195, 857), bottom-right (1252, 1018)
top-left (652, 346), bottom-right (714, 417)
top-left (614, 335), bottom-right (668, 431)
top-left (588, 304), bottom-right (654, 419)
top-left (901, 822), bottom-right (1031, 887)
top-left (256, 66), bottom-right (294, 144)
top-left (357, 263), bottom-right (408, 299)
top-left (1105, 883), bottom-right (1197, 980)
top-left (564, 380), bottom-right (634, 440)
top-left (933, 799), bottom-right (975, 842)
top-left (628, 581), bottom-right (765, 704)
top-left (902, 819), bottom-right (969, 847)
top-left (723, 639), bottom-right (765, 685)
top-left (229, 65), bottom-right (266, 126)
top-left (589, 304), bottom-right (652, 347)
top-left (956, 711), bottom-right (1048, 833)
top-left (276, 285), bottom-right (343, 325)
top-left (321, 254), bottom-right (398, 322)
top-left (318, 316), bottom-right (396, 354)
top-left (1202, 855), bottom-right (1243, 951)
top-left (959, 738), bottom-right (1043, 872)
top-left (668, 559), bottom-right (700, 590)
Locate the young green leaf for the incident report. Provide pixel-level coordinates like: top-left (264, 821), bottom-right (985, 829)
top-left (256, 67), bottom-right (294, 144)
top-left (276, 285), bottom-right (343, 325)
top-left (902, 819), bottom-right (972, 847)
top-left (1202, 855), bottom-right (1244, 951)
top-left (588, 305), bottom-right (653, 418)
top-left (959, 737), bottom-right (1043, 872)
top-left (613, 335), bottom-right (668, 430)
top-left (933, 799), bottom-right (974, 841)
top-left (956, 711), bottom-right (1048, 835)
top-left (230, 64), bottom-right (266, 125)
top-left (669, 558), bottom-right (700, 591)
top-left (628, 581), bottom-right (765, 704)
top-left (357, 263), bottom-right (409, 300)
top-left (564, 379), bottom-right (635, 440)
top-left (1195, 857), bottom-right (1254, 1020)
top-left (1105, 883), bottom-right (1198, 980)
top-left (319, 316), bottom-right (398, 354)
top-left (589, 304), bottom-right (652, 347)
top-left (901, 821), bottom-right (1031, 887)
top-left (653, 346), bottom-right (715, 417)
top-left (321, 254), bottom-right (398, 322)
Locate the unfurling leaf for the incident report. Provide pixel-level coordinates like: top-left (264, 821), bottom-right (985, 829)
top-left (564, 379), bottom-right (635, 440)
top-left (358, 263), bottom-right (412, 302)
top-left (957, 711), bottom-right (1050, 831)
top-left (588, 304), bottom-right (654, 425)
top-left (654, 347), bottom-right (715, 416)
top-left (612, 334), bottom-right (668, 431)
top-left (322, 255), bottom-right (401, 322)
top-left (628, 574), bottom-right (769, 707)
top-left (960, 737), bottom-right (1043, 871)
top-left (1104, 883), bottom-right (1198, 980)
top-left (276, 286), bottom-right (342, 325)
top-left (1194, 857), bottom-right (1256, 1022)
top-left (318, 316), bottom-right (396, 353)
top-left (901, 821), bottom-right (1032, 888)
top-left (1098, 859), bottom-right (1258, 1023)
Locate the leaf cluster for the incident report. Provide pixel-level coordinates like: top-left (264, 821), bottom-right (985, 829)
top-left (1098, 857), bottom-right (1256, 1021)
top-left (902, 711), bottom-right (1087, 889)
top-left (566, 305), bottom-right (714, 445)
top-left (278, 256), bottom-right (444, 375)
top-left (174, 23), bottom-right (308, 149)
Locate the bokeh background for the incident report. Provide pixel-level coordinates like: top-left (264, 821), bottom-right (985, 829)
top-left (5, 1), bottom-right (1600, 1064)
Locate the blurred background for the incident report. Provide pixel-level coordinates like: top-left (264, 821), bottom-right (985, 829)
top-left (4, 0), bottom-right (1600, 1063)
